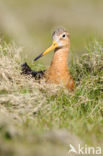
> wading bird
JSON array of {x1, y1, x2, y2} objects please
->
[{"x1": 21, "y1": 28, "x2": 74, "y2": 90}]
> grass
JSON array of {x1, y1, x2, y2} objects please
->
[
  {"x1": 1, "y1": 0, "x2": 103, "y2": 60},
  {"x1": 0, "y1": 40, "x2": 103, "y2": 156}
]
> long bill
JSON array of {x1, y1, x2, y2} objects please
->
[{"x1": 34, "y1": 41, "x2": 58, "y2": 61}]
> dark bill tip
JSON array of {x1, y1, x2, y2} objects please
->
[{"x1": 34, "y1": 52, "x2": 43, "y2": 61}]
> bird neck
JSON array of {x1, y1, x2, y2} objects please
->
[{"x1": 50, "y1": 47, "x2": 69, "y2": 71}]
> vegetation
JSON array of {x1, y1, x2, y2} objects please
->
[{"x1": 0, "y1": 40, "x2": 103, "y2": 156}]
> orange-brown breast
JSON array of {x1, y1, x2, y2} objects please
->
[{"x1": 44, "y1": 47, "x2": 74, "y2": 90}]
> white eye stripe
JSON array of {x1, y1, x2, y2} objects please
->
[{"x1": 53, "y1": 35, "x2": 59, "y2": 42}]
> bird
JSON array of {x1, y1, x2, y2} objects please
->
[{"x1": 21, "y1": 28, "x2": 74, "y2": 91}]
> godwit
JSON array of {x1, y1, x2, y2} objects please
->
[{"x1": 21, "y1": 28, "x2": 74, "y2": 90}]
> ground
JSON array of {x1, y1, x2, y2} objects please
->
[{"x1": 0, "y1": 40, "x2": 103, "y2": 156}]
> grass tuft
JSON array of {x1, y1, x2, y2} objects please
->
[{"x1": 0, "y1": 40, "x2": 103, "y2": 155}]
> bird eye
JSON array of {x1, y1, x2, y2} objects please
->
[{"x1": 62, "y1": 34, "x2": 66, "y2": 38}]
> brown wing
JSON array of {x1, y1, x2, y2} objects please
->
[{"x1": 66, "y1": 75, "x2": 74, "y2": 91}]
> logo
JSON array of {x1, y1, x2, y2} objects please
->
[{"x1": 68, "y1": 144, "x2": 101, "y2": 155}]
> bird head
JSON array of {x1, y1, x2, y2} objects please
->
[{"x1": 34, "y1": 28, "x2": 70, "y2": 61}]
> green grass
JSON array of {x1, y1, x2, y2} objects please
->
[
  {"x1": 1, "y1": 0, "x2": 103, "y2": 63},
  {"x1": 0, "y1": 40, "x2": 103, "y2": 156}
]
